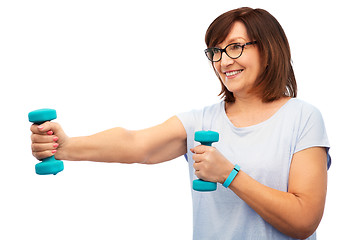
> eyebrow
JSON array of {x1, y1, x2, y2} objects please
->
[
  {"x1": 228, "y1": 37, "x2": 247, "y2": 43},
  {"x1": 217, "y1": 37, "x2": 248, "y2": 48}
]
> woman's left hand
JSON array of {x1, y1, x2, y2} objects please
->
[{"x1": 191, "y1": 145, "x2": 234, "y2": 184}]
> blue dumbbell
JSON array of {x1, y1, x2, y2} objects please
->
[
  {"x1": 193, "y1": 130, "x2": 219, "y2": 192},
  {"x1": 28, "y1": 108, "x2": 64, "y2": 175}
]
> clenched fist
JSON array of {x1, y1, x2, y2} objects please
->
[
  {"x1": 30, "y1": 122, "x2": 69, "y2": 161},
  {"x1": 191, "y1": 145, "x2": 234, "y2": 184}
]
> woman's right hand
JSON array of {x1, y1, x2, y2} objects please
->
[{"x1": 30, "y1": 122, "x2": 69, "y2": 160}]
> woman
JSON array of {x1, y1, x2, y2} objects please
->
[{"x1": 30, "y1": 7, "x2": 331, "y2": 240}]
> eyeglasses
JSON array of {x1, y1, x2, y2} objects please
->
[{"x1": 204, "y1": 41, "x2": 257, "y2": 62}]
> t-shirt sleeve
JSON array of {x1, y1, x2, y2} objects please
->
[
  {"x1": 294, "y1": 105, "x2": 331, "y2": 169},
  {"x1": 176, "y1": 107, "x2": 205, "y2": 135},
  {"x1": 176, "y1": 111, "x2": 195, "y2": 136},
  {"x1": 176, "y1": 109, "x2": 202, "y2": 162}
]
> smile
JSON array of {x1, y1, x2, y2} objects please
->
[{"x1": 225, "y1": 70, "x2": 243, "y2": 77}]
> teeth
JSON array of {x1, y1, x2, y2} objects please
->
[{"x1": 225, "y1": 70, "x2": 243, "y2": 77}]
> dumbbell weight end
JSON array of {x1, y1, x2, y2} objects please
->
[
  {"x1": 35, "y1": 156, "x2": 64, "y2": 175},
  {"x1": 193, "y1": 179, "x2": 217, "y2": 192}
]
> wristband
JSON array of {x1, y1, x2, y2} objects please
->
[{"x1": 223, "y1": 164, "x2": 240, "y2": 188}]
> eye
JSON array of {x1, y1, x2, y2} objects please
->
[
  {"x1": 212, "y1": 48, "x2": 221, "y2": 54},
  {"x1": 229, "y1": 43, "x2": 243, "y2": 51}
]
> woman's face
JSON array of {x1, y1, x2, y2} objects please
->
[{"x1": 213, "y1": 21, "x2": 262, "y2": 99}]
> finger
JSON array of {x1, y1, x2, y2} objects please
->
[
  {"x1": 192, "y1": 153, "x2": 203, "y2": 163},
  {"x1": 31, "y1": 121, "x2": 61, "y2": 134},
  {"x1": 37, "y1": 121, "x2": 55, "y2": 133},
  {"x1": 191, "y1": 145, "x2": 209, "y2": 154},
  {"x1": 193, "y1": 162, "x2": 200, "y2": 170},
  {"x1": 30, "y1": 124, "x2": 48, "y2": 135},
  {"x1": 193, "y1": 161, "x2": 201, "y2": 177},
  {"x1": 31, "y1": 142, "x2": 58, "y2": 153},
  {"x1": 32, "y1": 149, "x2": 56, "y2": 160},
  {"x1": 194, "y1": 169, "x2": 204, "y2": 179},
  {"x1": 31, "y1": 133, "x2": 57, "y2": 143}
]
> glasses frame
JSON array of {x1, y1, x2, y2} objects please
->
[{"x1": 204, "y1": 41, "x2": 257, "y2": 62}]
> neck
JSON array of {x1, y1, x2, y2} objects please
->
[
  {"x1": 224, "y1": 95, "x2": 291, "y2": 128},
  {"x1": 227, "y1": 95, "x2": 266, "y2": 114}
]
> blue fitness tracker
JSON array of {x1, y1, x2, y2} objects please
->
[{"x1": 223, "y1": 164, "x2": 240, "y2": 188}]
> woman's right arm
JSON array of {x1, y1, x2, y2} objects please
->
[{"x1": 30, "y1": 116, "x2": 187, "y2": 164}]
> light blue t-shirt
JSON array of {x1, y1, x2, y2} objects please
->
[{"x1": 177, "y1": 98, "x2": 331, "y2": 240}]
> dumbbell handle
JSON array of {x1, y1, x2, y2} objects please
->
[{"x1": 192, "y1": 131, "x2": 219, "y2": 192}]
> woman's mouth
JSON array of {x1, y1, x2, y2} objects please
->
[{"x1": 225, "y1": 69, "x2": 243, "y2": 78}]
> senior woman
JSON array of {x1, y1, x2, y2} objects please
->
[{"x1": 30, "y1": 7, "x2": 331, "y2": 240}]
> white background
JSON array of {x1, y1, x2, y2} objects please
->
[{"x1": 0, "y1": 0, "x2": 359, "y2": 239}]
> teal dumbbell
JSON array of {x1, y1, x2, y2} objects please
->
[
  {"x1": 193, "y1": 130, "x2": 219, "y2": 192},
  {"x1": 28, "y1": 108, "x2": 64, "y2": 175}
]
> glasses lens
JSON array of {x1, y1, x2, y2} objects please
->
[
  {"x1": 206, "y1": 48, "x2": 221, "y2": 62},
  {"x1": 205, "y1": 50, "x2": 214, "y2": 61},
  {"x1": 226, "y1": 43, "x2": 243, "y2": 59}
]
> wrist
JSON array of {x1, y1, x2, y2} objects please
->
[
  {"x1": 56, "y1": 136, "x2": 73, "y2": 160},
  {"x1": 223, "y1": 164, "x2": 241, "y2": 188},
  {"x1": 220, "y1": 163, "x2": 236, "y2": 184}
]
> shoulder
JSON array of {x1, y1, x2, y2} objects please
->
[
  {"x1": 176, "y1": 101, "x2": 223, "y2": 134},
  {"x1": 286, "y1": 98, "x2": 321, "y2": 113},
  {"x1": 203, "y1": 101, "x2": 223, "y2": 117},
  {"x1": 276, "y1": 98, "x2": 328, "y2": 144},
  {"x1": 176, "y1": 102, "x2": 222, "y2": 123},
  {"x1": 288, "y1": 99, "x2": 330, "y2": 156},
  {"x1": 284, "y1": 98, "x2": 324, "y2": 123}
]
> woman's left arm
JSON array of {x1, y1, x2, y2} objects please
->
[
  {"x1": 192, "y1": 146, "x2": 328, "y2": 239},
  {"x1": 231, "y1": 147, "x2": 327, "y2": 239}
]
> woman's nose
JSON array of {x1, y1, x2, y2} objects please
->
[{"x1": 220, "y1": 52, "x2": 234, "y2": 67}]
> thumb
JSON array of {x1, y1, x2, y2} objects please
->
[
  {"x1": 191, "y1": 145, "x2": 211, "y2": 154},
  {"x1": 37, "y1": 121, "x2": 56, "y2": 133},
  {"x1": 37, "y1": 122, "x2": 67, "y2": 138}
]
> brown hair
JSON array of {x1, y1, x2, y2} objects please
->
[{"x1": 205, "y1": 7, "x2": 297, "y2": 102}]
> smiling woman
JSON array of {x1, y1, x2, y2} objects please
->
[
  {"x1": 205, "y1": 7, "x2": 297, "y2": 103},
  {"x1": 29, "y1": 6, "x2": 330, "y2": 240},
  {"x1": 178, "y1": 7, "x2": 330, "y2": 239}
]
